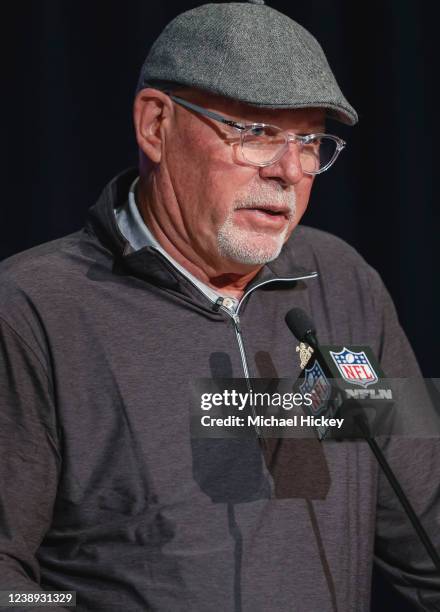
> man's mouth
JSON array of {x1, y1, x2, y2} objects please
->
[
  {"x1": 239, "y1": 204, "x2": 291, "y2": 216},
  {"x1": 234, "y1": 205, "x2": 292, "y2": 230}
]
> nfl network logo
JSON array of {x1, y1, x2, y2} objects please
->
[{"x1": 330, "y1": 348, "x2": 378, "y2": 388}]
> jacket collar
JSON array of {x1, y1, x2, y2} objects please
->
[{"x1": 85, "y1": 168, "x2": 317, "y2": 300}]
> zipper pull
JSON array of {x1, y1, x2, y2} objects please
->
[{"x1": 212, "y1": 296, "x2": 224, "y2": 312}]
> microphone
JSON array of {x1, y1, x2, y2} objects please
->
[
  {"x1": 285, "y1": 308, "x2": 393, "y2": 441},
  {"x1": 285, "y1": 307, "x2": 318, "y2": 349},
  {"x1": 285, "y1": 307, "x2": 440, "y2": 573}
]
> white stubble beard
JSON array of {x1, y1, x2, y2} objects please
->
[{"x1": 216, "y1": 185, "x2": 297, "y2": 265}]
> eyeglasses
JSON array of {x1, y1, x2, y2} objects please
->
[{"x1": 167, "y1": 94, "x2": 346, "y2": 175}]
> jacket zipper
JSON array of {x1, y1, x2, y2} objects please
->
[
  {"x1": 229, "y1": 311, "x2": 264, "y2": 439},
  {"x1": 222, "y1": 273, "x2": 318, "y2": 378},
  {"x1": 149, "y1": 248, "x2": 318, "y2": 468},
  {"x1": 150, "y1": 248, "x2": 318, "y2": 381},
  {"x1": 230, "y1": 313, "x2": 250, "y2": 378},
  {"x1": 222, "y1": 273, "x2": 318, "y2": 444},
  {"x1": 173, "y1": 270, "x2": 318, "y2": 380}
]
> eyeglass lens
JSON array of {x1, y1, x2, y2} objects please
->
[{"x1": 241, "y1": 126, "x2": 338, "y2": 173}]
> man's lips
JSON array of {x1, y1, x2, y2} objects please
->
[
  {"x1": 235, "y1": 204, "x2": 292, "y2": 219},
  {"x1": 234, "y1": 206, "x2": 292, "y2": 230}
]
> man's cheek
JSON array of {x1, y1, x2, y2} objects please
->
[{"x1": 296, "y1": 182, "x2": 313, "y2": 216}]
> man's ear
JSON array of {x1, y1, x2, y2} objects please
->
[{"x1": 133, "y1": 88, "x2": 172, "y2": 164}]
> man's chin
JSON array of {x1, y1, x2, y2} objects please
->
[{"x1": 217, "y1": 235, "x2": 285, "y2": 266}]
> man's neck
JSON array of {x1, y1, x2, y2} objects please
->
[{"x1": 136, "y1": 180, "x2": 261, "y2": 299}]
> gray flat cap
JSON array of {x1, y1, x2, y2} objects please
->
[{"x1": 137, "y1": 1, "x2": 358, "y2": 125}]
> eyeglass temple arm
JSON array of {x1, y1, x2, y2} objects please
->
[
  {"x1": 167, "y1": 94, "x2": 245, "y2": 130},
  {"x1": 167, "y1": 94, "x2": 345, "y2": 149}
]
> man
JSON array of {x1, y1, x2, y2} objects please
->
[{"x1": 0, "y1": 1, "x2": 439, "y2": 611}]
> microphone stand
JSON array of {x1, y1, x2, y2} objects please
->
[
  {"x1": 284, "y1": 308, "x2": 440, "y2": 574},
  {"x1": 354, "y1": 414, "x2": 440, "y2": 574}
]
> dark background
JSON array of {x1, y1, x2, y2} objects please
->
[{"x1": 3, "y1": 1, "x2": 437, "y2": 609}]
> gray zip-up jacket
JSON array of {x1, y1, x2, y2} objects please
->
[{"x1": 0, "y1": 168, "x2": 439, "y2": 611}]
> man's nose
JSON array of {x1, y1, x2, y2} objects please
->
[{"x1": 257, "y1": 141, "x2": 304, "y2": 186}]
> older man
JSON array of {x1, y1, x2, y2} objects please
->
[
  {"x1": 0, "y1": 2, "x2": 438, "y2": 611},
  {"x1": 132, "y1": 87, "x2": 327, "y2": 295}
]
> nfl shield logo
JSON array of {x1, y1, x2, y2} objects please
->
[
  {"x1": 330, "y1": 348, "x2": 378, "y2": 388},
  {"x1": 300, "y1": 361, "x2": 331, "y2": 415}
]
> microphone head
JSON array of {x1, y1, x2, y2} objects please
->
[{"x1": 285, "y1": 308, "x2": 317, "y2": 344}]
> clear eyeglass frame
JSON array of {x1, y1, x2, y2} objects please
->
[{"x1": 167, "y1": 93, "x2": 346, "y2": 175}]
